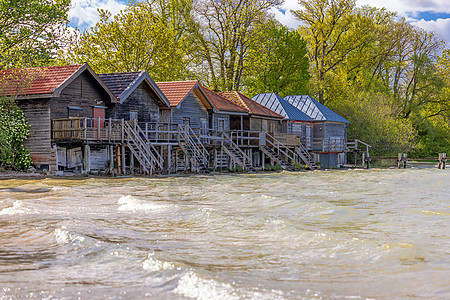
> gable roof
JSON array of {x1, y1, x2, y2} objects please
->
[
  {"x1": 220, "y1": 91, "x2": 284, "y2": 119},
  {"x1": 201, "y1": 87, "x2": 248, "y2": 115},
  {"x1": 98, "y1": 71, "x2": 169, "y2": 107},
  {"x1": 284, "y1": 95, "x2": 350, "y2": 124},
  {"x1": 251, "y1": 93, "x2": 313, "y2": 122},
  {"x1": 0, "y1": 63, "x2": 117, "y2": 102},
  {"x1": 156, "y1": 80, "x2": 215, "y2": 110}
]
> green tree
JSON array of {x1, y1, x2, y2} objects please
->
[
  {"x1": 0, "y1": 96, "x2": 31, "y2": 170},
  {"x1": 243, "y1": 21, "x2": 310, "y2": 97},
  {"x1": 191, "y1": 0, "x2": 282, "y2": 91},
  {"x1": 330, "y1": 90, "x2": 416, "y2": 155},
  {"x1": 61, "y1": 0, "x2": 194, "y2": 81},
  {"x1": 292, "y1": 0, "x2": 387, "y2": 104},
  {"x1": 0, "y1": 0, "x2": 70, "y2": 69}
]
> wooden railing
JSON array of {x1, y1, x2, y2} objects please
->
[
  {"x1": 309, "y1": 137, "x2": 346, "y2": 152},
  {"x1": 52, "y1": 118, "x2": 348, "y2": 155},
  {"x1": 52, "y1": 118, "x2": 123, "y2": 142}
]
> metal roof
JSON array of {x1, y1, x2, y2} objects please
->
[
  {"x1": 284, "y1": 95, "x2": 350, "y2": 124},
  {"x1": 251, "y1": 93, "x2": 313, "y2": 122}
]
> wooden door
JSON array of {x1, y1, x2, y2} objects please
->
[{"x1": 93, "y1": 106, "x2": 105, "y2": 128}]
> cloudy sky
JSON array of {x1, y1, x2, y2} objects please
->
[{"x1": 68, "y1": 0, "x2": 450, "y2": 45}]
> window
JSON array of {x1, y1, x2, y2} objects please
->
[
  {"x1": 217, "y1": 119, "x2": 225, "y2": 132},
  {"x1": 269, "y1": 122, "x2": 276, "y2": 133},
  {"x1": 68, "y1": 106, "x2": 82, "y2": 118},
  {"x1": 129, "y1": 111, "x2": 138, "y2": 121}
]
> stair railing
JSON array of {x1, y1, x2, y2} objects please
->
[
  {"x1": 265, "y1": 132, "x2": 299, "y2": 164},
  {"x1": 130, "y1": 121, "x2": 164, "y2": 169},
  {"x1": 123, "y1": 121, "x2": 160, "y2": 173},
  {"x1": 221, "y1": 132, "x2": 253, "y2": 169},
  {"x1": 178, "y1": 124, "x2": 208, "y2": 170}
]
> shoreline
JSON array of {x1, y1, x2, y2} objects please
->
[{"x1": 0, "y1": 163, "x2": 444, "y2": 181}]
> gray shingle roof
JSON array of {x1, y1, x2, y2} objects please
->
[
  {"x1": 284, "y1": 95, "x2": 349, "y2": 123},
  {"x1": 99, "y1": 71, "x2": 169, "y2": 107},
  {"x1": 251, "y1": 93, "x2": 313, "y2": 122}
]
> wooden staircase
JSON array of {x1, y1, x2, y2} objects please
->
[
  {"x1": 221, "y1": 132, "x2": 255, "y2": 172},
  {"x1": 260, "y1": 145, "x2": 296, "y2": 171},
  {"x1": 295, "y1": 144, "x2": 318, "y2": 170},
  {"x1": 260, "y1": 133, "x2": 298, "y2": 171},
  {"x1": 178, "y1": 125, "x2": 209, "y2": 173},
  {"x1": 123, "y1": 121, "x2": 163, "y2": 174}
]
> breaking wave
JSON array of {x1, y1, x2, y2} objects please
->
[
  {"x1": 117, "y1": 195, "x2": 175, "y2": 212},
  {"x1": 0, "y1": 200, "x2": 29, "y2": 216}
]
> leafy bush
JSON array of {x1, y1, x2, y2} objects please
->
[{"x1": 0, "y1": 97, "x2": 31, "y2": 170}]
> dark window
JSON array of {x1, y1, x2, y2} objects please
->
[{"x1": 68, "y1": 106, "x2": 82, "y2": 118}]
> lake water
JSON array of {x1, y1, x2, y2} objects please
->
[{"x1": 0, "y1": 168, "x2": 449, "y2": 299}]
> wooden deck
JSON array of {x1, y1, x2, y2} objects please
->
[{"x1": 52, "y1": 118, "x2": 349, "y2": 152}]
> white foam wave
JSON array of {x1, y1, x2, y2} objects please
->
[
  {"x1": 0, "y1": 200, "x2": 29, "y2": 216},
  {"x1": 175, "y1": 271, "x2": 239, "y2": 300},
  {"x1": 142, "y1": 253, "x2": 174, "y2": 272},
  {"x1": 118, "y1": 195, "x2": 174, "y2": 212},
  {"x1": 54, "y1": 226, "x2": 85, "y2": 244}
]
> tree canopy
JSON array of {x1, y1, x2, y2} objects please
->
[{"x1": 0, "y1": 0, "x2": 70, "y2": 69}]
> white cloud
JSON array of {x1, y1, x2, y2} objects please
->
[
  {"x1": 412, "y1": 18, "x2": 450, "y2": 45},
  {"x1": 69, "y1": 0, "x2": 127, "y2": 28}
]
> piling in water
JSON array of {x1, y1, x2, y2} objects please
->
[{"x1": 438, "y1": 153, "x2": 447, "y2": 169}]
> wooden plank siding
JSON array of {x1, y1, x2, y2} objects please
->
[
  {"x1": 50, "y1": 71, "x2": 113, "y2": 120},
  {"x1": 249, "y1": 117, "x2": 281, "y2": 133},
  {"x1": 211, "y1": 113, "x2": 230, "y2": 131},
  {"x1": 108, "y1": 84, "x2": 161, "y2": 123},
  {"x1": 19, "y1": 98, "x2": 56, "y2": 171},
  {"x1": 172, "y1": 92, "x2": 209, "y2": 129}
]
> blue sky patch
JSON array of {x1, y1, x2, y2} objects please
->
[{"x1": 413, "y1": 11, "x2": 450, "y2": 21}]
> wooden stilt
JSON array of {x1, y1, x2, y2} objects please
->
[
  {"x1": 130, "y1": 151, "x2": 134, "y2": 175},
  {"x1": 84, "y1": 144, "x2": 90, "y2": 174},
  {"x1": 168, "y1": 145, "x2": 172, "y2": 174},
  {"x1": 214, "y1": 148, "x2": 217, "y2": 173},
  {"x1": 109, "y1": 145, "x2": 114, "y2": 176},
  {"x1": 121, "y1": 144, "x2": 126, "y2": 174}
]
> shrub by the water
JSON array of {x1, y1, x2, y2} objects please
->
[{"x1": 0, "y1": 96, "x2": 31, "y2": 170}]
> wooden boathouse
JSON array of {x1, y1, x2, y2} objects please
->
[
  {"x1": 0, "y1": 64, "x2": 118, "y2": 173},
  {"x1": 284, "y1": 95, "x2": 350, "y2": 167}
]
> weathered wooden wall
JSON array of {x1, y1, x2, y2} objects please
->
[
  {"x1": 160, "y1": 109, "x2": 172, "y2": 123},
  {"x1": 89, "y1": 145, "x2": 110, "y2": 170},
  {"x1": 172, "y1": 92, "x2": 208, "y2": 128},
  {"x1": 110, "y1": 84, "x2": 160, "y2": 123},
  {"x1": 51, "y1": 71, "x2": 113, "y2": 119},
  {"x1": 323, "y1": 122, "x2": 346, "y2": 140},
  {"x1": 211, "y1": 113, "x2": 230, "y2": 131},
  {"x1": 251, "y1": 118, "x2": 281, "y2": 133},
  {"x1": 18, "y1": 98, "x2": 56, "y2": 171}
]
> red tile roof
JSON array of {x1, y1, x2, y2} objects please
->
[
  {"x1": 201, "y1": 86, "x2": 248, "y2": 113},
  {"x1": 0, "y1": 65, "x2": 82, "y2": 97},
  {"x1": 220, "y1": 91, "x2": 284, "y2": 119},
  {"x1": 156, "y1": 80, "x2": 199, "y2": 107}
]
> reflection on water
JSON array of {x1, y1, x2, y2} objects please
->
[{"x1": 0, "y1": 168, "x2": 449, "y2": 299}]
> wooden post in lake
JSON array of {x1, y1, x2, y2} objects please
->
[
  {"x1": 398, "y1": 153, "x2": 407, "y2": 169},
  {"x1": 438, "y1": 153, "x2": 447, "y2": 169}
]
